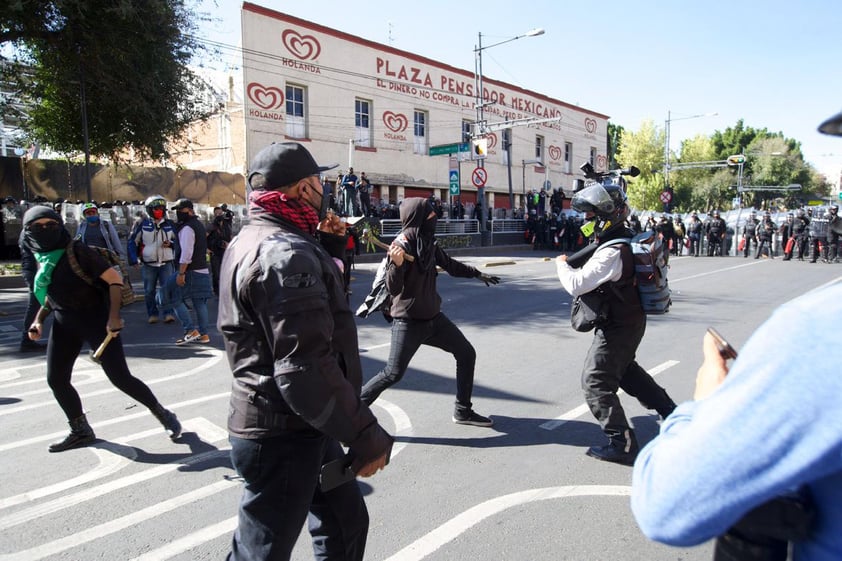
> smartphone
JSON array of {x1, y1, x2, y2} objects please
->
[
  {"x1": 707, "y1": 327, "x2": 738, "y2": 360},
  {"x1": 319, "y1": 457, "x2": 356, "y2": 492}
]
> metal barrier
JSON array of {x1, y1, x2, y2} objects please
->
[
  {"x1": 379, "y1": 219, "x2": 480, "y2": 237},
  {"x1": 490, "y1": 219, "x2": 527, "y2": 233}
]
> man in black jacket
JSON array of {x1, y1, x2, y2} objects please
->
[
  {"x1": 359, "y1": 197, "x2": 500, "y2": 426},
  {"x1": 218, "y1": 142, "x2": 392, "y2": 561}
]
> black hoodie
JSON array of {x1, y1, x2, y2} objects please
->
[{"x1": 386, "y1": 198, "x2": 479, "y2": 320}]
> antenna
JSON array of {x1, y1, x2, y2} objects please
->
[{"x1": 388, "y1": 21, "x2": 394, "y2": 45}]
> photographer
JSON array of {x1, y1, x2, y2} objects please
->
[
  {"x1": 207, "y1": 205, "x2": 233, "y2": 296},
  {"x1": 631, "y1": 287, "x2": 842, "y2": 558}
]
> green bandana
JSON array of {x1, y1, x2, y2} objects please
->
[{"x1": 33, "y1": 248, "x2": 66, "y2": 306}]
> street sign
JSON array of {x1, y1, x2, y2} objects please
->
[
  {"x1": 429, "y1": 142, "x2": 470, "y2": 156},
  {"x1": 543, "y1": 179, "x2": 552, "y2": 190},
  {"x1": 471, "y1": 167, "x2": 488, "y2": 187},
  {"x1": 449, "y1": 170, "x2": 460, "y2": 195},
  {"x1": 659, "y1": 190, "x2": 673, "y2": 204}
]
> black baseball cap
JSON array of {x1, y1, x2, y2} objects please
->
[
  {"x1": 248, "y1": 142, "x2": 338, "y2": 190},
  {"x1": 170, "y1": 198, "x2": 194, "y2": 211}
]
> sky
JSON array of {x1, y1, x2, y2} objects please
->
[{"x1": 195, "y1": 0, "x2": 842, "y2": 187}]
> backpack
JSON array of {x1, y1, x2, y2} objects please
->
[
  {"x1": 603, "y1": 231, "x2": 671, "y2": 314},
  {"x1": 66, "y1": 242, "x2": 137, "y2": 307}
]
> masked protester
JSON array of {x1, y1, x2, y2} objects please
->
[
  {"x1": 74, "y1": 202, "x2": 125, "y2": 259},
  {"x1": 359, "y1": 197, "x2": 500, "y2": 426},
  {"x1": 555, "y1": 183, "x2": 676, "y2": 466},
  {"x1": 127, "y1": 195, "x2": 178, "y2": 324},
  {"x1": 22, "y1": 206, "x2": 181, "y2": 453},
  {"x1": 218, "y1": 142, "x2": 393, "y2": 561}
]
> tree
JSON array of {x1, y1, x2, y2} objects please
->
[
  {"x1": 607, "y1": 122, "x2": 624, "y2": 170},
  {"x1": 616, "y1": 119, "x2": 663, "y2": 211},
  {"x1": 1, "y1": 0, "x2": 215, "y2": 162}
]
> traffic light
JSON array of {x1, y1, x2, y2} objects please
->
[
  {"x1": 472, "y1": 138, "x2": 488, "y2": 158},
  {"x1": 727, "y1": 155, "x2": 746, "y2": 165}
]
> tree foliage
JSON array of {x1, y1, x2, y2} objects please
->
[
  {"x1": 614, "y1": 117, "x2": 825, "y2": 212},
  {"x1": 1, "y1": 0, "x2": 215, "y2": 161}
]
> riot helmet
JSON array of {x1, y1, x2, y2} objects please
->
[{"x1": 571, "y1": 182, "x2": 629, "y2": 237}]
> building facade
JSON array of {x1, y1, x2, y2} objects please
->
[{"x1": 242, "y1": 3, "x2": 609, "y2": 212}]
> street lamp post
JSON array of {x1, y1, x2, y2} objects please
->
[
  {"x1": 522, "y1": 158, "x2": 543, "y2": 196},
  {"x1": 664, "y1": 110, "x2": 717, "y2": 190},
  {"x1": 474, "y1": 28, "x2": 544, "y2": 234}
]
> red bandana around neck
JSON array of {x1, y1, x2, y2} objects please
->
[{"x1": 249, "y1": 190, "x2": 319, "y2": 234}]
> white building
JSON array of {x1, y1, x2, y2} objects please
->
[{"x1": 242, "y1": 3, "x2": 609, "y2": 212}]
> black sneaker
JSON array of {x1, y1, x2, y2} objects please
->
[
  {"x1": 586, "y1": 443, "x2": 638, "y2": 466},
  {"x1": 452, "y1": 410, "x2": 494, "y2": 427}
]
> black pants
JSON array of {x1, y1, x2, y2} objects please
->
[
  {"x1": 360, "y1": 313, "x2": 476, "y2": 413},
  {"x1": 47, "y1": 308, "x2": 158, "y2": 420},
  {"x1": 20, "y1": 270, "x2": 39, "y2": 344},
  {"x1": 581, "y1": 316, "x2": 675, "y2": 445},
  {"x1": 828, "y1": 232, "x2": 840, "y2": 261}
]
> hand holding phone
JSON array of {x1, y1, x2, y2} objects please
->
[{"x1": 707, "y1": 327, "x2": 738, "y2": 360}]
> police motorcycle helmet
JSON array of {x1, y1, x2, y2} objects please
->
[
  {"x1": 571, "y1": 182, "x2": 629, "y2": 238},
  {"x1": 144, "y1": 194, "x2": 168, "y2": 215}
]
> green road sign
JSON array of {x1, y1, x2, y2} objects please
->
[
  {"x1": 429, "y1": 142, "x2": 470, "y2": 156},
  {"x1": 449, "y1": 170, "x2": 460, "y2": 195}
]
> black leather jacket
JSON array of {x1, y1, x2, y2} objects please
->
[{"x1": 217, "y1": 213, "x2": 392, "y2": 468}]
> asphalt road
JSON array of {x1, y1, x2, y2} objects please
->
[{"x1": 1, "y1": 250, "x2": 839, "y2": 561}]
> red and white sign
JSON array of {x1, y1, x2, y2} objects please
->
[
  {"x1": 471, "y1": 167, "x2": 488, "y2": 187},
  {"x1": 660, "y1": 190, "x2": 673, "y2": 204}
]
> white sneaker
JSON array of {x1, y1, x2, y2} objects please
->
[{"x1": 176, "y1": 330, "x2": 200, "y2": 345}]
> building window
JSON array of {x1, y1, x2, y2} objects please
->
[
  {"x1": 564, "y1": 142, "x2": 572, "y2": 174},
  {"x1": 535, "y1": 135, "x2": 545, "y2": 162},
  {"x1": 502, "y1": 129, "x2": 511, "y2": 166},
  {"x1": 355, "y1": 98, "x2": 372, "y2": 147},
  {"x1": 285, "y1": 84, "x2": 306, "y2": 139},
  {"x1": 414, "y1": 110, "x2": 427, "y2": 155},
  {"x1": 590, "y1": 146, "x2": 597, "y2": 168}
]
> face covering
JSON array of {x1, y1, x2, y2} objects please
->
[
  {"x1": 85, "y1": 215, "x2": 99, "y2": 224},
  {"x1": 420, "y1": 215, "x2": 437, "y2": 238},
  {"x1": 177, "y1": 211, "x2": 190, "y2": 223},
  {"x1": 152, "y1": 209, "x2": 164, "y2": 220},
  {"x1": 25, "y1": 222, "x2": 67, "y2": 253}
]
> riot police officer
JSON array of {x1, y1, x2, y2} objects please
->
[
  {"x1": 742, "y1": 211, "x2": 759, "y2": 258},
  {"x1": 755, "y1": 211, "x2": 777, "y2": 259},
  {"x1": 707, "y1": 210, "x2": 726, "y2": 256}
]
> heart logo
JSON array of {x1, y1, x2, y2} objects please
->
[
  {"x1": 486, "y1": 133, "x2": 498, "y2": 149},
  {"x1": 548, "y1": 145, "x2": 562, "y2": 161},
  {"x1": 596, "y1": 155, "x2": 607, "y2": 169},
  {"x1": 282, "y1": 29, "x2": 322, "y2": 60},
  {"x1": 584, "y1": 118, "x2": 597, "y2": 134},
  {"x1": 247, "y1": 82, "x2": 285, "y2": 110},
  {"x1": 382, "y1": 111, "x2": 408, "y2": 133}
]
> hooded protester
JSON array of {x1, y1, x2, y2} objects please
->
[
  {"x1": 22, "y1": 206, "x2": 181, "y2": 453},
  {"x1": 359, "y1": 197, "x2": 500, "y2": 426}
]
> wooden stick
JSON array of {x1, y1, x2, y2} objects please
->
[{"x1": 362, "y1": 229, "x2": 415, "y2": 262}]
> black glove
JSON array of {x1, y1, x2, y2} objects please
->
[{"x1": 478, "y1": 273, "x2": 500, "y2": 286}]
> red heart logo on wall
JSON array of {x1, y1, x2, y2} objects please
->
[
  {"x1": 382, "y1": 111, "x2": 408, "y2": 133},
  {"x1": 548, "y1": 145, "x2": 562, "y2": 161},
  {"x1": 282, "y1": 29, "x2": 322, "y2": 60},
  {"x1": 247, "y1": 82, "x2": 285, "y2": 110},
  {"x1": 486, "y1": 133, "x2": 498, "y2": 149},
  {"x1": 596, "y1": 155, "x2": 607, "y2": 169},
  {"x1": 584, "y1": 118, "x2": 597, "y2": 134}
]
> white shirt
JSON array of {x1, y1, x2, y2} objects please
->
[{"x1": 555, "y1": 245, "x2": 623, "y2": 296}]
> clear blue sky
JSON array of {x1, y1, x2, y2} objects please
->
[{"x1": 197, "y1": 0, "x2": 842, "y2": 185}]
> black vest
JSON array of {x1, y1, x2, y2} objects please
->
[{"x1": 176, "y1": 216, "x2": 208, "y2": 271}]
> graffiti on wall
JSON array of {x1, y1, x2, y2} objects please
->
[{"x1": 0, "y1": 157, "x2": 245, "y2": 205}]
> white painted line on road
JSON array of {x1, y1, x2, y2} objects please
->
[
  {"x1": 0, "y1": 479, "x2": 237, "y2": 561},
  {"x1": 0, "y1": 392, "x2": 229, "y2": 452},
  {"x1": 118, "y1": 400, "x2": 413, "y2": 561},
  {"x1": 0, "y1": 346, "x2": 225, "y2": 416},
  {"x1": 383, "y1": 485, "x2": 631, "y2": 561},
  {"x1": 362, "y1": 342, "x2": 392, "y2": 351},
  {"x1": 128, "y1": 517, "x2": 239, "y2": 561},
  {"x1": 539, "y1": 360, "x2": 680, "y2": 431}
]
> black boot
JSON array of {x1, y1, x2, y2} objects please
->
[
  {"x1": 586, "y1": 430, "x2": 639, "y2": 466},
  {"x1": 49, "y1": 414, "x2": 96, "y2": 453},
  {"x1": 151, "y1": 404, "x2": 182, "y2": 441}
]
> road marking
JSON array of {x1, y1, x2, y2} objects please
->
[
  {"x1": 128, "y1": 517, "x2": 239, "y2": 561},
  {"x1": 118, "y1": 399, "x2": 413, "y2": 561},
  {"x1": 0, "y1": 479, "x2": 237, "y2": 561},
  {"x1": 0, "y1": 346, "x2": 225, "y2": 416},
  {"x1": 539, "y1": 360, "x2": 679, "y2": 431},
  {"x1": 383, "y1": 485, "x2": 631, "y2": 561},
  {"x1": 0, "y1": 392, "x2": 229, "y2": 452}
]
